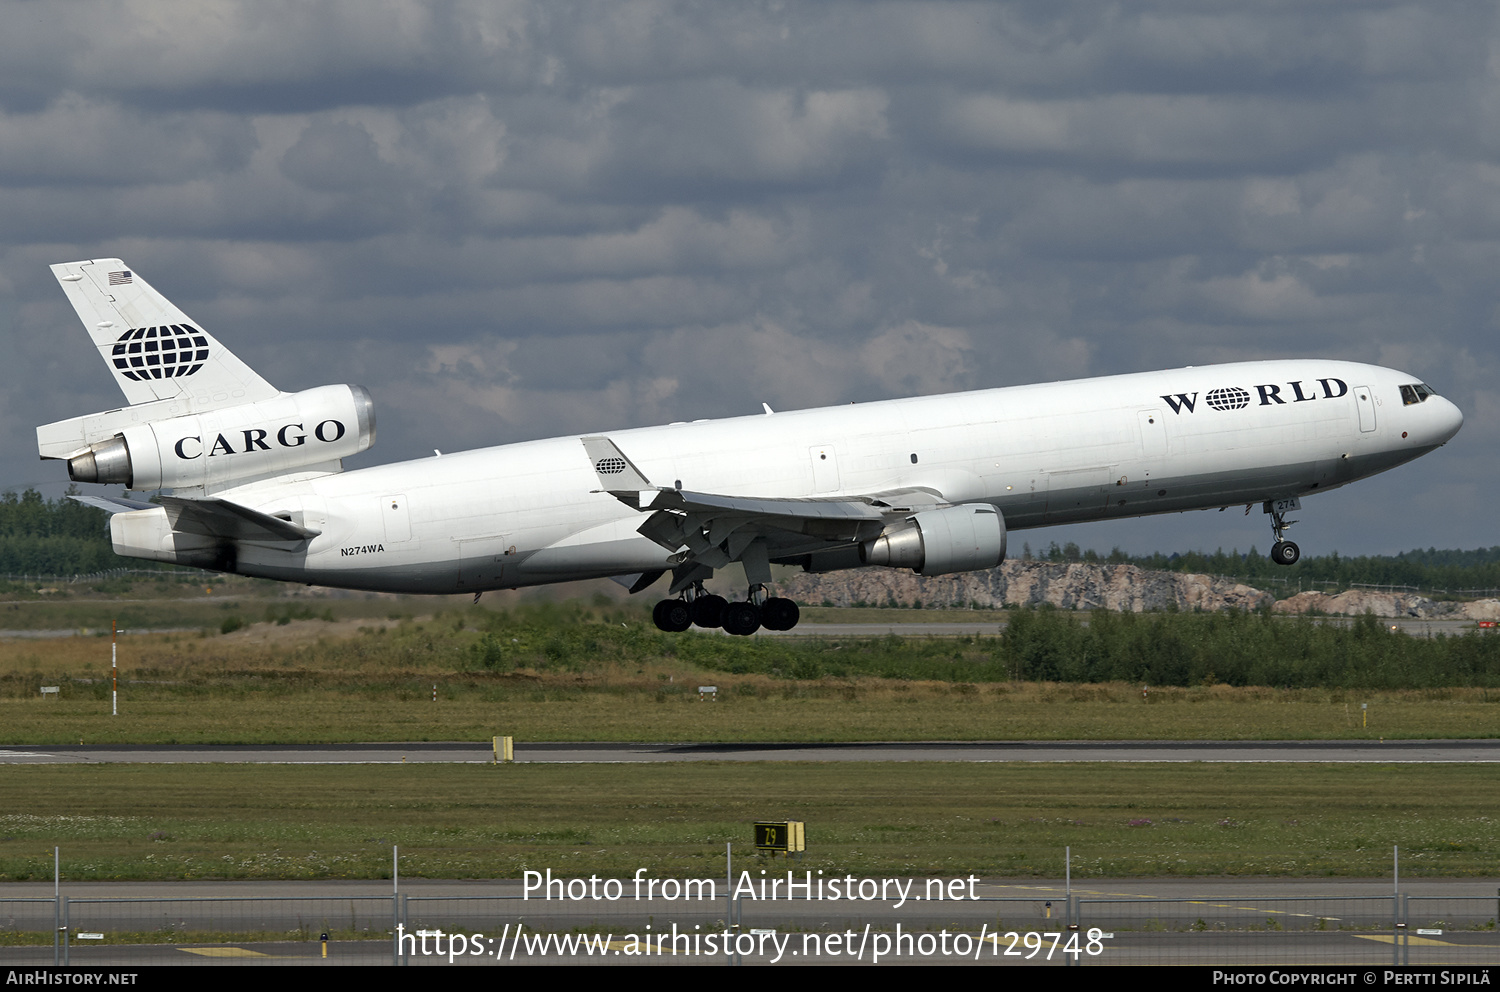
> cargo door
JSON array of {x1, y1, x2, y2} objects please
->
[
  {"x1": 809, "y1": 444, "x2": 841, "y2": 493},
  {"x1": 381, "y1": 494, "x2": 411, "y2": 543},
  {"x1": 1355, "y1": 386, "x2": 1377, "y2": 433}
]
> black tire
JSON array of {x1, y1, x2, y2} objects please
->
[
  {"x1": 722, "y1": 601, "x2": 761, "y2": 636},
  {"x1": 654, "y1": 599, "x2": 692, "y2": 632},
  {"x1": 1272, "y1": 541, "x2": 1301, "y2": 566},
  {"x1": 761, "y1": 597, "x2": 800, "y2": 631},
  {"x1": 692, "y1": 594, "x2": 727, "y2": 629}
]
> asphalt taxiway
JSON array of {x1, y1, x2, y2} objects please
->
[{"x1": 2, "y1": 739, "x2": 1497, "y2": 763}]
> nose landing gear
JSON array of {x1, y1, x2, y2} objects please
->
[{"x1": 1264, "y1": 497, "x2": 1301, "y2": 566}]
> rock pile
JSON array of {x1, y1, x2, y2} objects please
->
[
  {"x1": 781, "y1": 561, "x2": 1272, "y2": 613},
  {"x1": 781, "y1": 562, "x2": 1500, "y2": 619}
]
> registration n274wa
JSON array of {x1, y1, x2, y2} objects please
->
[{"x1": 37, "y1": 258, "x2": 1463, "y2": 634}]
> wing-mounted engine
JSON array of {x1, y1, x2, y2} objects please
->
[
  {"x1": 861, "y1": 503, "x2": 1007, "y2": 575},
  {"x1": 39, "y1": 384, "x2": 376, "y2": 493}
]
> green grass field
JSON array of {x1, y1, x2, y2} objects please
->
[
  {"x1": 3, "y1": 600, "x2": 1497, "y2": 742},
  {"x1": 3, "y1": 594, "x2": 1496, "y2": 884},
  {"x1": 1, "y1": 763, "x2": 1495, "y2": 881},
  {"x1": 4, "y1": 683, "x2": 1496, "y2": 744}
]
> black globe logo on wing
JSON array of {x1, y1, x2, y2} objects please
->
[
  {"x1": 1205, "y1": 386, "x2": 1250, "y2": 411},
  {"x1": 112, "y1": 325, "x2": 210, "y2": 381}
]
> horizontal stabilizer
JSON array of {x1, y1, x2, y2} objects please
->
[
  {"x1": 158, "y1": 496, "x2": 320, "y2": 543},
  {"x1": 68, "y1": 494, "x2": 158, "y2": 514}
]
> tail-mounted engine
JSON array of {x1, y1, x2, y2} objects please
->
[{"x1": 41, "y1": 384, "x2": 375, "y2": 492}]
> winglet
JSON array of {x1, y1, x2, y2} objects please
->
[{"x1": 580, "y1": 436, "x2": 662, "y2": 509}]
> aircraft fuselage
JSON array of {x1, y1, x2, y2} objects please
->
[{"x1": 203, "y1": 358, "x2": 1460, "y2": 593}]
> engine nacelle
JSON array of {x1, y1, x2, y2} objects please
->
[
  {"x1": 64, "y1": 384, "x2": 375, "y2": 491},
  {"x1": 861, "y1": 503, "x2": 1007, "y2": 576},
  {"x1": 109, "y1": 505, "x2": 227, "y2": 568}
]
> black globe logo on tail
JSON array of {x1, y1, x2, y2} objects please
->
[{"x1": 112, "y1": 325, "x2": 210, "y2": 381}]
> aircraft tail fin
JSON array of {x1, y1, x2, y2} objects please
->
[{"x1": 51, "y1": 259, "x2": 279, "y2": 408}]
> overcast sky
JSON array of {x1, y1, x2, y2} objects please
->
[{"x1": 1, "y1": 1, "x2": 1495, "y2": 560}]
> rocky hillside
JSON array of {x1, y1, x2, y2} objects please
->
[
  {"x1": 781, "y1": 562, "x2": 1500, "y2": 620},
  {"x1": 782, "y1": 561, "x2": 1271, "y2": 613},
  {"x1": 1270, "y1": 589, "x2": 1500, "y2": 620}
]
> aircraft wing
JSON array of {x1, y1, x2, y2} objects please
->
[{"x1": 581, "y1": 435, "x2": 944, "y2": 575}]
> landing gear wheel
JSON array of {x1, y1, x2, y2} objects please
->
[
  {"x1": 760, "y1": 597, "x2": 800, "y2": 631},
  {"x1": 652, "y1": 599, "x2": 692, "y2": 632},
  {"x1": 1271, "y1": 541, "x2": 1301, "y2": 566},
  {"x1": 722, "y1": 601, "x2": 762, "y2": 636},
  {"x1": 691, "y1": 594, "x2": 727, "y2": 629}
]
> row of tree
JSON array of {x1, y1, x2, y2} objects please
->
[
  {"x1": 455, "y1": 602, "x2": 1500, "y2": 689},
  {"x1": 1001, "y1": 607, "x2": 1500, "y2": 688},
  {"x1": 1020, "y1": 540, "x2": 1500, "y2": 594},
  {"x1": 0, "y1": 488, "x2": 124, "y2": 574}
]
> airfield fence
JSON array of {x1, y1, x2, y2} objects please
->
[
  {"x1": 1073, "y1": 894, "x2": 1499, "y2": 967},
  {"x1": 1, "y1": 568, "x2": 215, "y2": 585},
  {"x1": 3, "y1": 887, "x2": 1496, "y2": 966}
]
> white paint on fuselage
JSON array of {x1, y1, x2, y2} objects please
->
[{"x1": 223, "y1": 359, "x2": 1462, "y2": 593}]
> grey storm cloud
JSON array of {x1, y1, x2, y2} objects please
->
[
  {"x1": 0, "y1": 97, "x2": 256, "y2": 186},
  {"x1": 281, "y1": 120, "x2": 400, "y2": 193},
  {"x1": 1, "y1": 0, "x2": 1497, "y2": 558}
]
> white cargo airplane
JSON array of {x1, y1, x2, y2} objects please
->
[{"x1": 37, "y1": 258, "x2": 1463, "y2": 634}]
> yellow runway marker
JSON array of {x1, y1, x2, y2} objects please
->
[
  {"x1": 1355, "y1": 934, "x2": 1461, "y2": 947},
  {"x1": 1185, "y1": 900, "x2": 1340, "y2": 920},
  {"x1": 604, "y1": 940, "x2": 678, "y2": 953},
  {"x1": 179, "y1": 947, "x2": 272, "y2": 957},
  {"x1": 987, "y1": 884, "x2": 1339, "y2": 920}
]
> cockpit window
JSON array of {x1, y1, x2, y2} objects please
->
[{"x1": 1400, "y1": 383, "x2": 1437, "y2": 405}]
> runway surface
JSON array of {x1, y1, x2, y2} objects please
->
[{"x1": 2, "y1": 739, "x2": 1497, "y2": 763}]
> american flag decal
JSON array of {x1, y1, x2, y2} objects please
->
[{"x1": 108, "y1": 271, "x2": 132, "y2": 285}]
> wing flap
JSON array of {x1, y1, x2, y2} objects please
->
[{"x1": 657, "y1": 489, "x2": 888, "y2": 521}]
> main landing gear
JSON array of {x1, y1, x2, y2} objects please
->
[
  {"x1": 652, "y1": 583, "x2": 800, "y2": 635},
  {"x1": 1264, "y1": 498, "x2": 1301, "y2": 566}
]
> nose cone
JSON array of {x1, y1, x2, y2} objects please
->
[{"x1": 1433, "y1": 396, "x2": 1464, "y2": 444}]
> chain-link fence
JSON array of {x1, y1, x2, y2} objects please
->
[{"x1": 3, "y1": 886, "x2": 1495, "y2": 966}]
